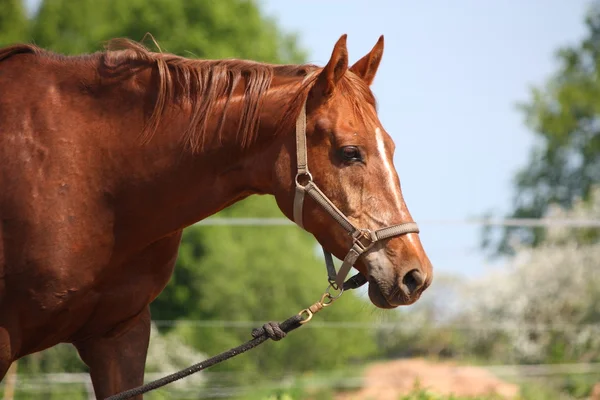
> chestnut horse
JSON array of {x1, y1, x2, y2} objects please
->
[{"x1": 0, "y1": 35, "x2": 433, "y2": 398}]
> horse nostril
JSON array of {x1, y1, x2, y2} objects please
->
[{"x1": 401, "y1": 269, "x2": 425, "y2": 295}]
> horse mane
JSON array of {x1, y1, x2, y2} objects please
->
[
  {"x1": 0, "y1": 39, "x2": 378, "y2": 153},
  {"x1": 0, "y1": 43, "x2": 42, "y2": 62},
  {"x1": 100, "y1": 38, "x2": 324, "y2": 153}
]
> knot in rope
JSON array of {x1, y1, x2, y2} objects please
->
[{"x1": 252, "y1": 321, "x2": 287, "y2": 341}]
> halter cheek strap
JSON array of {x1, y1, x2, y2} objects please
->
[{"x1": 292, "y1": 95, "x2": 419, "y2": 290}]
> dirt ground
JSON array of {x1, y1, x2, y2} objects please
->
[
  {"x1": 591, "y1": 382, "x2": 600, "y2": 400},
  {"x1": 336, "y1": 358, "x2": 519, "y2": 400}
]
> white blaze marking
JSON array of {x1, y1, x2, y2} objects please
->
[{"x1": 375, "y1": 127, "x2": 403, "y2": 209}]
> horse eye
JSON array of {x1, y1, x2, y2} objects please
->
[{"x1": 341, "y1": 146, "x2": 361, "y2": 161}]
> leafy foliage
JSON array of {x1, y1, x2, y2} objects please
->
[
  {"x1": 29, "y1": 0, "x2": 306, "y2": 63},
  {"x1": 489, "y1": 2, "x2": 600, "y2": 254},
  {"x1": 0, "y1": 0, "x2": 28, "y2": 46},
  {"x1": 468, "y1": 188, "x2": 600, "y2": 364}
]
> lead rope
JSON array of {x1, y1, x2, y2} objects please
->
[{"x1": 105, "y1": 285, "x2": 345, "y2": 400}]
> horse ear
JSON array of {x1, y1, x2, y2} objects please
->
[
  {"x1": 318, "y1": 34, "x2": 349, "y2": 97},
  {"x1": 349, "y1": 35, "x2": 384, "y2": 86}
]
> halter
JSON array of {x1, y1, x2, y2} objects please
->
[{"x1": 292, "y1": 93, "x2": 420, "y2": 291}]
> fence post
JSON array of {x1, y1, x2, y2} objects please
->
[
  {"x1": 3, "y1": 361, "x2": 18, "y2": 400},
  {"x1": 85, "y1": 375, "x2": 96, "y2": 400}
]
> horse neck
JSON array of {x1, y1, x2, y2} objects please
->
[{"x1": 110, "y1": 73, "x2": 297, "y2": 250}]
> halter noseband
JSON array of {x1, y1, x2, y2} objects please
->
[{"x1": 292, "y1": 90, "x2": 420, "y2": 291}]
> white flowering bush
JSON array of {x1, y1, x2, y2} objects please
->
[
  {"x1": 145, "y1": 322, "x2": 207, "y2": 390},
  {"x1": 461, "y1": 187, "x2": 600, "y2": 363}
]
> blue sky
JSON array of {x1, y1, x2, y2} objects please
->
[
  {"x1": 260, "y1": 0, "x2": 591, "y2": 278},
  {"x1": 24, "y1": 0, "x2": 592, "y2": 279}
]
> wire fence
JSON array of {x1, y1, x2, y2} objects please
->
[
  {"x1": 195, "y1": 217, "x2": 600, "y2": 228},
  {"x1": 5, "y1": 362, "x2": 600, "y2": 399},
  {"x1": 3, "y1": 216, "x2": 598, "y2": 399},
  {"x1": 149, "y1": 319, "x2": 600, "y2": 332}
]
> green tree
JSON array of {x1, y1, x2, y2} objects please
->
[
  {"x1": 470, "y1": 188, "x2": 600, "y2": 365},
  {"x1": 489, "y1": 2, "x2": 600, "y2": 254},
  {"x1": 30, "y1": 0, "x2": 306, "y2": 63},
  {"x1": 0, "y1": 0, "x2": 28, "y2": 46}
]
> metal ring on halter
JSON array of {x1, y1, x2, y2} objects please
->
[
  {"x1": 320, "y1": 287, "x2": 343, "y2": 307},
  {"x1": 325, "y1": 284, "x2": 344, "y2": 300},
  {"x1": 295, "y1": 171, "x2": 313, "y2": 187}
]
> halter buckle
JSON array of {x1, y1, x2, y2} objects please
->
[{"x1": 352, "y1": 229, "x2": 376, "y2": 251}]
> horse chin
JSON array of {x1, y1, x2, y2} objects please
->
[
  {"x1": 367, "y1": 278, "x2": 397, "y2": 309},
  {"x1": 367, "y1": 276, "x2": 419, "y2": 309}
]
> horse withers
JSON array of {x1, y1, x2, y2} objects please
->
[{"x1": 0, "y1": 34, "x2": 433, "y2": 398}]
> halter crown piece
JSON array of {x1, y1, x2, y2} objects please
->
[{"x1": 292, "y1": 76, "x2": 420, "y2": 290}]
